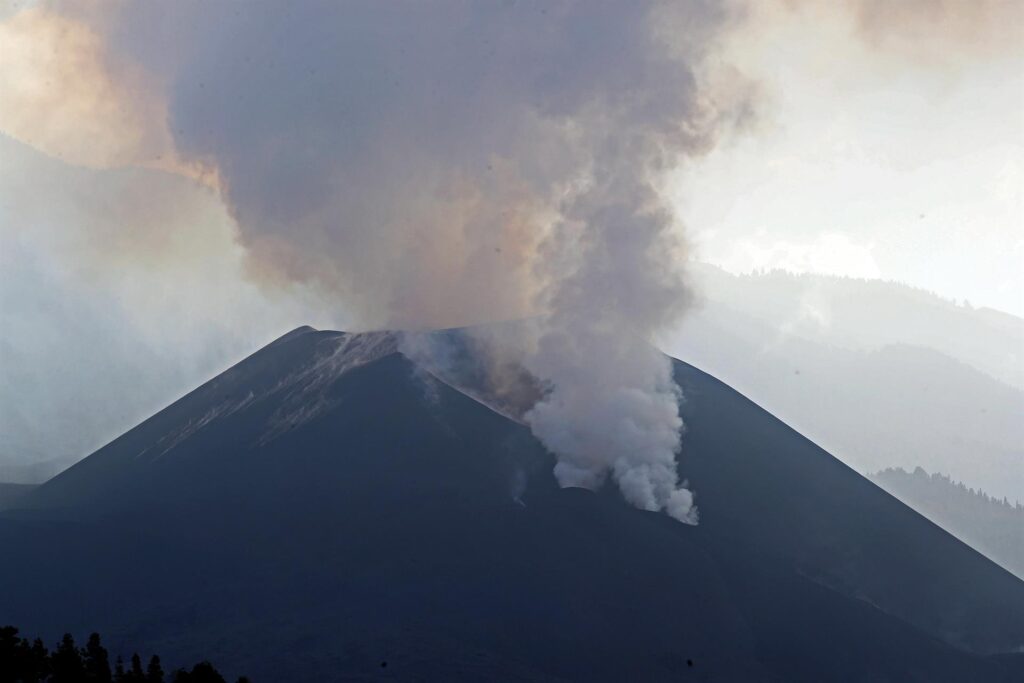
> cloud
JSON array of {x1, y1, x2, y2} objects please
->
[
  {"x1": 0, "y1": 7, "x2": 156, "y2": 167},
  {"x1": 60, "y1": 1, "x2": 750, "y2": 332},
  {"x1": 843, "y1": 0, "x2": 1024, "y2": 60},
  {"x1": 716, "y1": 233, "x2": 882, "y2": 280},
  {"x1": 0, "y1": 133, "x2": 333, "y2": 477}
]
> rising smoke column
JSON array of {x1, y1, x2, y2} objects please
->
[
  {"x1": 54, "y1": 0, "x2": 750, "y2": 521},
  {"x1": 527, "y1": 169, "x2": 699, "y2": 522}
]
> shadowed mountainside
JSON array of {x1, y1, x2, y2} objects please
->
[
  {"x1": 871, "y1": 467, "x2": 1024, "y2": 580},
  {"x1": 0, "y1": 482, "x2": 35, "y2": 510},
  {"x1": 1, "y1": 326, "x2": 1021, "y2": 681}
]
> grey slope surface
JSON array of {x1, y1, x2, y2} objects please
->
[{"x1": 2, "y1": 326, "x2": 1022, "y2": 682}]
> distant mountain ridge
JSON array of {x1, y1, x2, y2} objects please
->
[
  {"x1": 2, "y1": 325, "x2": 1022, "y2": 681},
  {"x1": 685, "y1": 264, "x2": 1024, "y2": 389},
  {"x1": 663, "y1": 264, "x2": 1024, "y2": 504}
]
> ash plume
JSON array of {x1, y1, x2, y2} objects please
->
[{"x1": 13, "y1": 1, "x2": 754, "y2": 520}]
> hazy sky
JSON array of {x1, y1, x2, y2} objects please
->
[
  {"x1": 2, "y1": 0, "x2": 1020, "y2": 316},
  {"x1": 0, "y1": 0, "x2": 1022, "y2": 472},
  {"x1": 671, "y1": 0, "x2": 1024, "y2": 316}
]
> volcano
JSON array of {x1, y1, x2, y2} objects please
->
[{"x1": 2, "y1": 326, "x2": 1022, "y2": 681}]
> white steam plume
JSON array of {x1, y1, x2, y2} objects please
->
[
  {"x1": 29, "y1": 0, "x2": 753, "y2": 520},
  {"x1": 527, "y1": 171, "x2": 699, "y2": 522}
]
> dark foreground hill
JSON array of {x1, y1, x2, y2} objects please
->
[
  {"x1": 1, "y1": 327, "x2": 1022, "y2": 681},
  {"x1": 0, "y1": 482, "x2": 34, "y2": 510}
]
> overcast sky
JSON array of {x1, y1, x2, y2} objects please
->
[{"x1": 670, "y1": 1, "x2": 1023, "y2": 316}]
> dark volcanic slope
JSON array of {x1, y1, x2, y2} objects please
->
[
  {"x1": 2, "y1": 327, "x2": 1021, "y2": 682},
  {"x1": 0, "y1": 482, "x2": 35, "y2": 510}
]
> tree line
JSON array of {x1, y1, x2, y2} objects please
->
[
  {"x1": 0, "y1": 627, "x2": 249, "y2": 683},
  {"x1": 871, "y1": 466, "x2": 1024, "y2": 579}
]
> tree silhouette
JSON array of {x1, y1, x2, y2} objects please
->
[
  {"x1": 51, "y1": 633, "x2": 84, "y2": 683},
  {"x1": 83, "y1": 632, "x2": 113, "y2": 682},
  {"x1": 148, "y1": 654, "x2": 166, "y2": 683},
  {"x1": 171, "y1": 661, "x2": 227, "y2": 683},
  {"x1": 0, "y1": 625, "x2": 248, "y2": 683},
  {"x1": 0, "y1": 626, "x2": 49, "y2": 683},
  {"x1": 131, "y1": 653, "x2": 146, "y2": 681}
]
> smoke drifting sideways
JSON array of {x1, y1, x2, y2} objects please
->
[{"x1": 25, "y1": 1, "x2": 754, "y2": 521}]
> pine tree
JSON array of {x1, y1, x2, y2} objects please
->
[
  {"x1": 172, "y1": 661, "x2": 226, "y2": 683},
  {"x1": 131, "y1": 652, "x2": 146, "y2": 681},
  {"x1": 51, "y1": 633, "x2": 84, "y2": 683},
  {"x1": 83, "y1": 632, "x2": 113, "y2": 682},
  {"x1": 0, "y1": 626, "x2": 34, "y2": 683},
  {"x1": 0, "y1": 626, "x2": 247, "y2": 683},
  {"x1": 147, "y1": 654, "x2": 166, "y2": 683},
  {"x1": 31, "y1": 637, "x2": 51, "y2": 682},
  {"x1": 0, "y1": 626, "x2": 22, "y2": 680}
]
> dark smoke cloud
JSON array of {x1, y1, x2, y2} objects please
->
[
  {"x1": 36, "y1": 0, "x2": 753, "y2": 520},
  {"x1": 93, "y1": 0, "x2": 745, "y2": 327}
]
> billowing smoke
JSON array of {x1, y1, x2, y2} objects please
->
[
  {"x1": 525, "y1": 180, "x2": 698, "y2": 521},
  {"x1": 9, "y1": 1, "x2": 754, "y2": 520}
]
